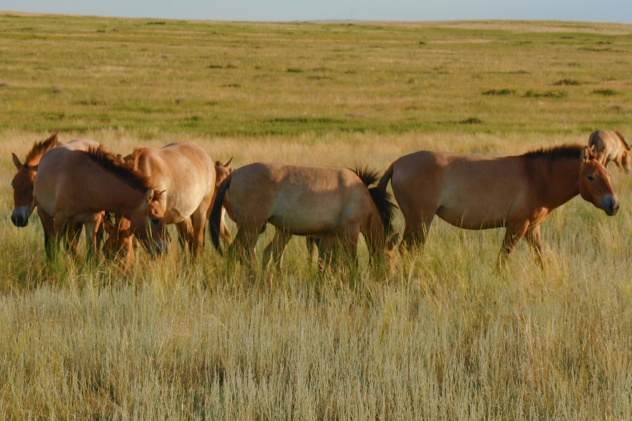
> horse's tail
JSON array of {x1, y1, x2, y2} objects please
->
[
  {"x1": 376, "y1": 164, "x2": 394, "y2": 193},
  {"x1": 368, "y1": 185, "x2": 396, "y2": 235},
  {"x1": 353, "y1": 167, "x2": 379, "y2": 187},
  {"x1": 209, "y1": 174, "x2": 232, "y2": 255}
]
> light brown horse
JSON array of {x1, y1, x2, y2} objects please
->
[
  {"x1": 588, "y1": 130, "x2": 631, "y2": 173},
  {"x1": 125, "y1": 142, "x2": 231, "y2": 257},
  {"x1": 34, "y1": 146, "x2": 167, "y2": 259},
  {"x1": 376, "y1": 145, "x2": 619, "y2": 266},
  {"x1": 11, "y1": 134, "x2": 103, "y2": 254},
  {"x1": 209, "y1": 162, "x2": 396, "y2": 269}
]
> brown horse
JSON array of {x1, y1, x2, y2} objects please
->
[
  {"x1": 11, "y1": 134, "x2": 103, "y2": 254},
  {"x1": 34, "y1": 146, "x2": 167, "y2": 259},
  {"x1": 125, "y1": 143, "x2": 231, "y2": 257},
  {"x1": 376, "y1": 145, "x2": 619, "y2": 266},
  {"x1": 209, "y1": 162, "x2": 396, "y2": 269},
  {"x1": 588, "y1": 130, "x2": 631, "y2": 173}
]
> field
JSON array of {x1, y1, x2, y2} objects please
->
[{"x1": 1, "y1": 13, "x2": 632, "y2": 419}]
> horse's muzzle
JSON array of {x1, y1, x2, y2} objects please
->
[
  {"x1": 602, "y1": 195, "x2": 620, "y2": 216},
  {"x1": 10, "y1": 208, "x2": 30, "y2": 227}
]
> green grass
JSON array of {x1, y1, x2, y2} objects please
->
[{"x1": 1, "y1": 15, "x2": 632, "y2": 419}]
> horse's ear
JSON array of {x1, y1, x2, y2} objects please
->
[
  {"x1": 12, "y1": 153, "x2": 23, "y2": 170},
  {"x1": 580, "y1": 147, "x2": 590, "y2": 162},
  {"x1": 144, "y1": 189, "x2": 155, "y2": 203},
  {"x1": 153, "y1": 190, "x2": 166, "y2": 201},
  {"x1": 224, "y1": 157, "x2": 233, "y2": 168}
]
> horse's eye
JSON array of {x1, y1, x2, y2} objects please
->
[
  {"x1": 587, "y1": 174, "x2": 595, "y2": 181},
  {"x1": 150, "y1": 217, "x2": 160, "y2": 225}
]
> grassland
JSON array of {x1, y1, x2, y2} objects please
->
[{"x1": 1, "y1": 13, "x2": 632, "y2": 419}]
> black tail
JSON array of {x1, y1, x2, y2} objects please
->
[
  {"x1": 376, "y1": 164, "x2": 393, "y2": 193},
  {"x1": 353, "y1": 167, "x2": 380, "y2": 187},
  {"x1": 368, "y1": 186, "x2": 396, "y2": 235},
  {"x1": 209, "y1": 174, "x2": 232, "y2": 255}
]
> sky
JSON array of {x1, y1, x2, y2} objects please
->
[{"x1": 1, "y1": 0, "x2": 632, "y2": 24}]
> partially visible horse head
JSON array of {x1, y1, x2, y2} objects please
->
[
  {"x1": 102, "y1": 213, "x2": 135, "y2": 262},
  {"x1": 129, "y1": 188, "x2": 168, "y2": 258},
  {"x1": 10, "y1": 134, "x2": 60, "y2": 227},
  {"x1": 579, "y1": 146, "x2": 619, "y2": 216},
  {"x1": 215, "y1": 157, "x2": 234, "y2": 188}
]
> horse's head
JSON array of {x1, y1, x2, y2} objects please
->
[
  {"x1": 129, "y1": 188, "x2": 168, "y2": 257},
  {"x1": 102, "y1": 214, "x2": 135, "y2": 261},
  {"x1": 215, "y1": 157, "x2": 234, "y2": 188},
  {"x1": 579, "y1": 146, "x2": 620, "y2": 216},
  {"x1": 10, "y1": 153, "x2": 37, "y2": 227}
]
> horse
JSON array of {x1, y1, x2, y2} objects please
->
[
  {"x1": 588, "y1": 130, "x2": 631, "y2": 173},
  {"x1": 33, "y1": 146, "x2": 167, "y2": 259},
  {"x1": 124, "y1": 143, "x2": 231, "y2": 257},
  {"x1": 10, "y1": 133, "x2": 104, "y2": 254},
  {"x1": 208, "y1": 162, "x2": 397, "y2": 269},
  {"x1": 376, "y1": 145, "x2": 619, "y2": 266}
]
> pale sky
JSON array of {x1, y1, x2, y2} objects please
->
[{"x1": 2, "y1": 0, "x2": 632, "y2": 23}]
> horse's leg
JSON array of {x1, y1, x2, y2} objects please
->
[
  {"x1": 190, "y1": 208, "x2": 210, "y2": 258},
  {"x1": 83, "y1": 218, "x2": 101, "y2": 260},
  {"x1": 339, "y1": 227, "x2": 360, "y2": 268},
  {"x1": 402, "y1": 211, "x2": 435, "y2": 252},
  {"x1": 229, "y1": 225, "x2": 262, "y2": 267},
  {"x1": 262, "y1": 229, "x2": 292, "y2": 270},
  {"x1": 498, "y1": 221, "x2": 530, "y2": 268},
  {"x1": 176, "y1": 219, "x2": 193, "y2": 252},
  {"x1": 38, "y1": 208, "x2": 57, "y2": 260},
  {"x1": 525, "y1": 224, "x2": 544, "y2": 268},
  {"x1": 316, "y1": 235, "x2": 336, "y2": 271},
  {"x1": 62, "y1": 222, "x2": 82, "y2": 256},
  {"x1": 219, "y1": 207, "x2": 232, "y2": 247}
]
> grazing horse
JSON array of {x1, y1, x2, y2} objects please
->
[
  {"x1": 10, "y1": 134, "x2": 103, "y2": 254},
  {"x1": 376, "y1": 145, "x2": 619, "y2": 266},
  {"x1": 208, "y1": 162, "x2": 396, "y2": 269},
  {"x1": 125, "y1": 143, "x2": 231, "y2": 257},
  {"x1": 588, "y1": 130, "x2": 631, "y2": 173},
  {"x1": 34, "y1": 146, "x2": 167, "y2": 259}
]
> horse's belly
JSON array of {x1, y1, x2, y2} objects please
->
[
  {"x1": 436, "y1": 206, "x2": 506, "y2": 229},
  {"x1": 268, "y1": 213, "x2": 336, "y2": 235}
]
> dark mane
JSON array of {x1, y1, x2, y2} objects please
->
[
  {"x1": 25, "y1": 133, "x2": 60, "y2": 165},
  {"x1": 353, "y1": 167, "x2": 380, "y2": 187},
  {"x1": 522, "y1": 144, "x2": 583, "y2": 161},
  {"x1": 84, "y1": 146, "x2": 153, "y2": 192}
]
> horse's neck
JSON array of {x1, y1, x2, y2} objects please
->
[
  {"x1": 88, "y1": 172, "x2": 145, "y2": 215},
  {"x1": 535, "y1": 157, "x2": 580, "y2": 210}
]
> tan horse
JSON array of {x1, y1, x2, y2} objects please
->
[
  {"x1": 11, "y1": 134, "x2": 103, "y2": 254},
  {"x1": 34, "y1": 146, "x2": 167, "y2": 259},
  {"x1": 376, "y1": 145, "x2": 619, "y2": 266},
  {"x1": 208, "y1": 162, "x2": 396, "y2": 269},
  {"x1": 588, "y1": 130, "x2": 631, "y2": 172},
  {"x1": 125, "y1": 142, "x2": 231, "y2": 257}
]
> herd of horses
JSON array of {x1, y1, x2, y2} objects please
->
[{"x1": 9, "y1": 130, "x2": 628, "y2": 271}]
